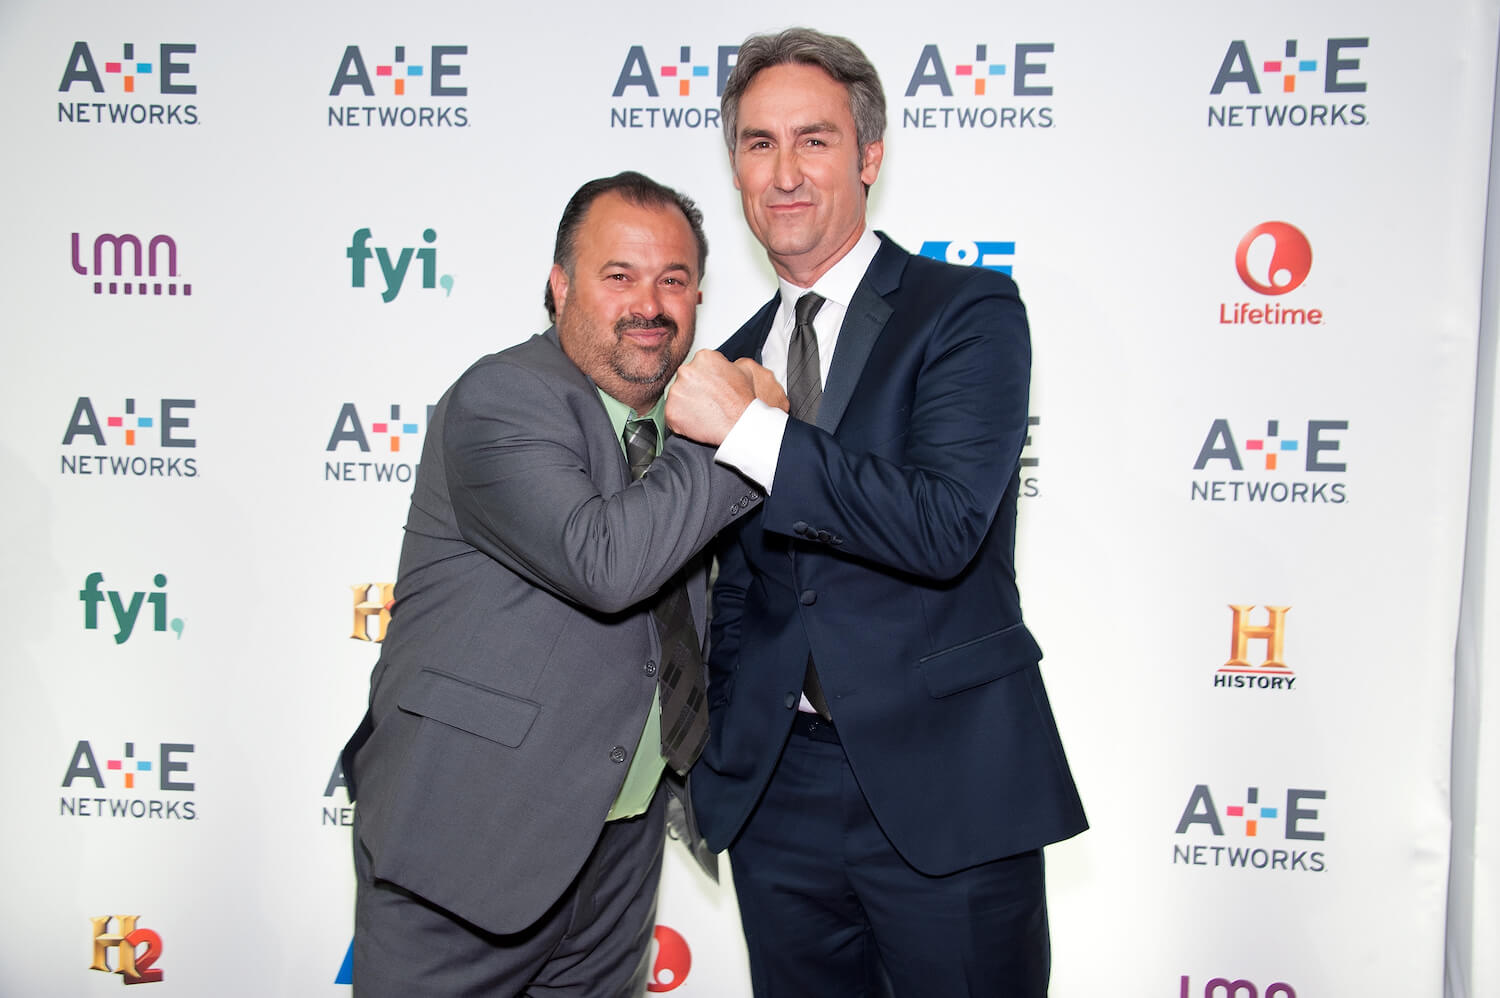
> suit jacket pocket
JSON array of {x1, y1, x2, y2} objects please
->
[
  {"x1": 398, "y1": 668, "x2": 541, "y2": 747},
  {"x1": 917, "y1": 622, "x2": 1043, "y2": 698}
]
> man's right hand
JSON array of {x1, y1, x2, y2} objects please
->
[{"x1": 667, "y1": 350, "x2": 784, "y2": 446}]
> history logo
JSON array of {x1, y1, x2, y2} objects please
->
[
  {"x1": 328, "y1": 44, "x2": 469, "y2": 128},
  {"x1": 610, "y1": 43, "x2": 738, "y2": 130},
  {"x1": 60, "y1": 396, "x2": 199, "y2": 479},
  {"x1": 902, "y1": 42, "x2": 1055, "y2": 131},
  {"x1": 1190, "y1": 418, "x2": 1348, "y2": 504},
  {"x1": 1208, "y1": 37, "x2": 1368, "y2": 128},
  {"x1": 57, "y1": 41, "x2": 199, "y2": 126},
  {"x1": 1214, "y1": 605, "x2": 1295, "y2": 691}
]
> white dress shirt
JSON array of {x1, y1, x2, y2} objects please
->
[{"x1": 716, "y1": 227, "x2": 882, "y2": 492}]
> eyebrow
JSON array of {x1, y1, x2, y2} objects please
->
[
  {"x1": 739, "y1": 120, "x2": 842, "y2": 143},
  {"x1": 600, "y1": 260, "x2": 694, "y2": 276}
]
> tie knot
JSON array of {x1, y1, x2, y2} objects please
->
[
  {"x1": 623, "y1": 418, "x2": 659, "y2": 481},
  {"x1": 795, "y1": 291, "x2": 825, "y2": 328}
]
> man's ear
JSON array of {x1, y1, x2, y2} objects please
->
[{"x1": 548, "y1": 264, "x2": 569, "y2": 316}]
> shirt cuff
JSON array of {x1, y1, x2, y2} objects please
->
[{"x1": 714, "y1": 399, "x2": 786, "y2": 493}]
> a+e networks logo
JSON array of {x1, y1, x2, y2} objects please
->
[
  {"x1": 60, "y1": 396, "x2": 198, "y2": 479},
  {"x1": 903, "y1": 42, "x2": 1055, "y2": 131},
  {"x1": 61, "y1": 740, "x2": 197, "y2": 821},
  {"x1": 1219, "y1": 222, "x2": 1324, "y2": 327},
  {"x1": 91, "y1": 915, "x2": 165, "y2": 985},
  {"x1": 1208, "y1": 36, "x2": 1368, "y2": 128},
  {"x1": 611, "y1": 43, "x2": 739, "y2": 130},
  {"x1": 328, "y1": 44, "x2": 469, "y2": 128},
  {"x1": 1190, "y1": 417, "x2": 1348, "y2": 505},
  {"x1": 1173, "y1": 783, "x2": 1326, "y2": 873},
  {"x1": 58, "y1": 41, "x2": 198, "y2": 126},
  {"x1": 325, "y1": 403, "x2": 434, "y2": 483}
]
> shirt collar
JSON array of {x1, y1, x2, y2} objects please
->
[
  {"x1": 594, "y1": 389, "x2": 667, "y2": 454},
  {"x1": 776, "y1": 227, "x2": 881, "y2": 313}
]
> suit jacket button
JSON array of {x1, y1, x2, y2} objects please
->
[
  {"x1": 609, "y1": 746, "x2": 628, "y2": 764},
  {"x1": 643, "y1": 659, "x2": 658, "y2": 677},
  {"x1": 784, "y1": 692, "x2": 797, "y2": 708},
  {"x1": 792, "y1": 520, "x2": 809, "y2": 535},
  {"x1": 800, "y1": 589, "x2": 817, "y2": 605},
  {"x1": 816, "y1": 529, "x2": 832, "y2": 543}
]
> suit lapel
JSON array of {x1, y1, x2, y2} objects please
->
[{"x1": 819, "y1": 234, "x2": 906, "y2": 433}]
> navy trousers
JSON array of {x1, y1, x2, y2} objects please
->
[{"x1": 729, "y1": 715, "x2": 1051, "y2": 998}]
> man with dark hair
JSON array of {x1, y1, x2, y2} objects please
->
[
  {"x1": 667, "y1": 29, "x2": 1087, "y2": 997},
  {"x1": 344, "y1": 170, "x2": 776, "y2": 997}
]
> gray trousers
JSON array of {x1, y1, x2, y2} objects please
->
[{"x1": 352, "y1": 789, "x2": 665, "y2": 998}]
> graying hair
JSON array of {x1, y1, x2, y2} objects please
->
[{"x1": 720, "y1": 28, "x2": 886, "y2": 156}]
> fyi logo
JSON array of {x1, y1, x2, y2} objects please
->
[
  {"x1": 90, "y1": 915, "x2": 164, "y2": 985},
  {"x1": 347, "y1": 228, "x2": 452, "y2": 302},
  {"x1": 80, "y1": 572, "x2": 183, "y2": 643},
  {"x1": 918, "y1": 240, "x2": 1014, "y2": 275},
  {"x1": 71, "y1": 232, "x2": 191, "y2": 297}
]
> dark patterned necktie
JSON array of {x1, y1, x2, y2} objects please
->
[
  {"x1": 623, "y1": 417, "x2": 710, "y2": 774},
  {"x1": 785, "y1": 294, "x2": 834, "y2": 718},
  {"x1": 787, "y1": 291, "x2": 826, "y2": 423}
]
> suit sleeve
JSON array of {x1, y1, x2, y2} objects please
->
[
  {"x1": 442, "y1": 357, "x2": 759, "y2": 614},
  {"x1": 764, "y1": 278, "x2": 1029, "y2": 581}
]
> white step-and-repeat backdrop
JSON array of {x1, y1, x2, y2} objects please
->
[{"x1": 3, "y1": 1, "x2": 1498, "y2": 995}]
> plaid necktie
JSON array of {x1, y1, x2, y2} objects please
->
[
  {"x1": 623, "y1": 418, "x2": 710, "y2": 773},
  {"x1": 785, "y1": 293, "x2": 833, "y2": 718}
]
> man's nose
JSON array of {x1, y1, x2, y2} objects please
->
[{"x1": 773, "y1": 148, "x2": 803, "y2": 192}]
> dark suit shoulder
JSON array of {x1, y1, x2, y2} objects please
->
[
  {"x1": 719, "y1": 296, "x2": 778, "y2": 360},
  {"x1": 901, "y1": 248, "x2": 1022, "y2": 302}
]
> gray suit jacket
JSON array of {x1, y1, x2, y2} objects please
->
[{"x1": 346, "y1": 327, "x2": 761, "y2": 935}]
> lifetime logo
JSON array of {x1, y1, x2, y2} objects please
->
[
  {"x1": 647, "y1": 925, "x2": 692, "y2": 993},
  {"x1": 71, "y1": 232, "x2": 191, "y2": 297},
  {"x1": 1215, "y1": 605, "x2": 1294, "y2": 691},
  {"x1": 90, "y1": 915, "x2": 164, "y2": 985}
]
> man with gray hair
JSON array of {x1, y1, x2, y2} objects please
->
[{"x1": 666, "y1": 28, "x2": 1087, "y2": 997}]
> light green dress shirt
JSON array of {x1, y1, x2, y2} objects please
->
[{"x1": 595, "y1": 389, "x2": 670, "y2": 820}]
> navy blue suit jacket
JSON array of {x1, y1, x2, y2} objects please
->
[{"x1": 692, "y1": 234, "x2": 1086, "y2": 874}]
